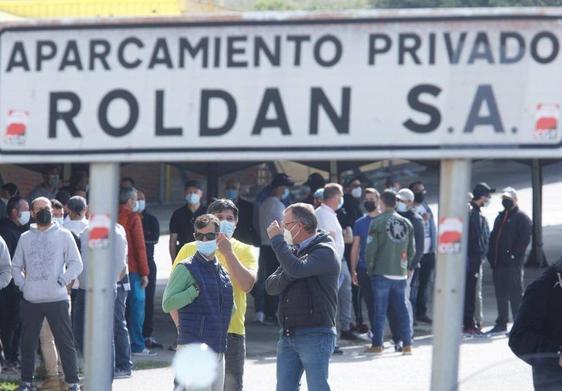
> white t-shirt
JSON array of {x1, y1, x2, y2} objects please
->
[
  {"x1": 64, "y1": 218, "x2": 89, "y2": 236},
  {"x1": 315, "y1": 204, "x2": 344, "y2": 262}
]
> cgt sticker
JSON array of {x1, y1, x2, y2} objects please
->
[
  {"x1": 534, "y1": 103, "x2": 559, "y2": 141},
  {"x1": 88, "y1": 214, "x2": 111, "y2": 249},
  {"x1": 438, "y1": 217, "x2": 463, "y2": 255},
  {"x1": 4, "y1": 110, "x2": 28, "y2": 145}
]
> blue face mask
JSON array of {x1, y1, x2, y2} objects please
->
[
  {"x1": 220, "y1": 220, "x2": 236, "y2": 238},
  {"x1": 282, "y1": 188, "x2": 290, "y2": 199},
  {"x1": 225, "y1": 189, "x2": 238, "y2": 201},
  {"x1": 337, "y1": 197, "x2": 344, "y2": 210},
  {"x1": 186, "y1": 193, "x2": 201, "y2": 205},
  {"x1": 196, "y1": 240, "x2": 217, "y2": 257},
  {"x1": 137, "y1": 200, "x2": 146, "y2": 213}
]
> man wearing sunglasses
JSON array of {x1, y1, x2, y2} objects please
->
[
  {"x1": 265, "y1": 203, "x2": 340, "y2": 391},
  {"x1": 170, "y1": 199, "x2": 258, "y2": 391},
  {"x1": 163, "y1": 214, "x2": 234, "y2": 391}
]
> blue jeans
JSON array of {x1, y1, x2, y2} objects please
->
[
  {"x1": 114, "y1": 284, "x2": 132, "y2": 372},
  {"x1": 371, "y1": 275, "x2": 411, "y2": 347},
  {"x1": 126, "y1": 272, "x2": 146, "y2": 353},
  {"x1": 276, "y1": 328, "x2": 336, "y2": 391}
]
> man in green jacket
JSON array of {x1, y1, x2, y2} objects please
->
[{"x1": 365, "y1": 190, "x2": 415, "y2": 356}]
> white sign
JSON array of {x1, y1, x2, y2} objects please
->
[{"x1": 2, "y1": 9, "x2": 562, "y2": 162}]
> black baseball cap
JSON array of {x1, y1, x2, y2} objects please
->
[
  {"x1": 271, "y1": 173, "x2": 294, "y2": 189},
  {"x1": 473, "y1": 183, "x2": 496, "y2": 198},
  {"x1": 184, "y1": 180, "x2": 203, "y2": 190}
]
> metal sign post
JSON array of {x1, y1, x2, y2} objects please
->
[
  {"x1": 84, "y1": 162, "x2": 119, "y2": 390},
  {"x1": 431, "y1": 159, "x2": 471, "y2": 391}
]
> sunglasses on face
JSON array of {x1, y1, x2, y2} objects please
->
[{"x1": 194, "y1": 232, "x2": 218, "y2": 241}]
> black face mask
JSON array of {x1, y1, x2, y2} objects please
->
[
  {"x1": 502, "y1": 199, "x2": 514, "y2": 210},
  {"x1": 414, "y1": 192, "x2": 425, "y2": 204},
  {"x1": 364, "y1": 201, "x2": 377, "y2": 212},
  {"x1": 36, "y1": 209, "x2": 52, "y2": 226}
]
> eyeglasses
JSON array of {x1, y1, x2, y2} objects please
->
[
  {"x1": 194, "y1": 232, "x2": 217, "y2": 241},
  {"x1": 284, "y1": 221, "x2": 299, "y2": 228}
]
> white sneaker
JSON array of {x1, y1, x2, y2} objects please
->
[
  {"x1": 255, "y1": 311, "x2": 265, "y2": 323},
  {"x1": 132, "y1": 348, "x2": 157, "y2": 357}
]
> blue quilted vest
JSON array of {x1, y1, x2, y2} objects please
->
[{"x1": 178, "y1": 252, "x2": 233, "y2": 353}]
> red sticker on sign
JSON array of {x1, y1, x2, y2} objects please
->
[
  {"x1": 534, "y1": 103, "x2": 559, "y2": 141},
  {"x1": 88, "y1": 214, "x2": 111, "y2": 249},
  {"x1": 4, "y1": 110, "x2": 28, "y2": 145},
  {"x1": 438, "y1": 217, "x2": 463, "y2": 254}
]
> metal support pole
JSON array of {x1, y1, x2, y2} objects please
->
[
  {"x1": 527, "y1": 159, "x2": 546, "y2": 267},
  {"x1": 84, "y1": 162, "x2": 119, "y2": 391},
  {"x1": 431, "y1": 159, "x2": 471, "y2": 391},
  {"x1": 329, "y1": 160, "x2": 338, "y2": 183}
]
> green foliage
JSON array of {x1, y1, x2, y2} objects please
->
[
  {"x1": 373, "y1": 0, "x2": 562, "y2": 7},
  {"x1": 0, "y1": 382, "x2": 18, "y2": 391},
  {"x1": 252, "y1": 0, "x2": 369, "y2": 11}
]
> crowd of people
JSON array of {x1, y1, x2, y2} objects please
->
[{"x1": 0, "y1": 165, "x2": 541, "y2": 391}]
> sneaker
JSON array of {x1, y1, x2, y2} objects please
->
[
  {"x1": 114, "y1": 369, "x2": 132, "y2": 379},
  {"x1": 365, "y1": 345, "x2": 384, "y2": 355},
  {"x1": 144, "y1": 337, "x2": 164, "y2": 349},
  {"x1": 255, "y1": 311, "x2": 265, "y2": 324},
  {"x1": 168, "y1": 343, "x2": 177, "y2": 352},
  {"x1": 463, "y1": 327, "x2": 488, "y2": 338},
  {"x1": 332, "y1": 346, "x2": 344, "y2": 355},
  {"x1": 68, "y1": 384, "x2": 81, "y2": 391},
  {"x1": 393, "y1": 341, "x2": 403, "y2": 353},
  {"x1": 340, "y1": 330, "x2": 360, "y2": 341},
  {"x1": 416, "y1": 315, "x2": 433, "y2": 324},
  {"x1": 18, "y1": 383, "x2": 33, "y2": 391},
  {"x1": 132, "y1": 348, "x2": 157, "y2": 357},
  {"x1": 402, "y1": 346, "x2": 413, "y2": 356},
  {"x1": 487, "y1": 325, "x2": 507, "y2": 335},
  {"x1": 38, "y1": 376, "x2": 65, "y2": 390},
  {"x1": 264, "y1": 315, "x2": 278, "y2": 326},
  {"x1": 354, "y1": 323, "x2": 369, "y2": 334}
]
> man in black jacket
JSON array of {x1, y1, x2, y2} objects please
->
[
  {"x1": 0, "y1": 196, "x2": 29, "y2": 371},
  {"x1": 488, "y1": 187, "x2": 532, "y2": 334},
  {"x1": 464, "y1": 183, "x2": 493, "y2": 335},
  {"x1": 509, "y1": 261, "x2": 562, "y2": 390},
  {"x1": 224, "y1": 178, "x2": 260, "y2": 247},
  {"x1": 265, "y1": 203, "x2": 340, "y2": 391}
]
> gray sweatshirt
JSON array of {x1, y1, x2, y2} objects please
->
[
  {"x1": 79, "y1": 223, "x2": 128, "y2": 289},
  {"x1": 12, "y1": 223, "x2": 83, "y2": 303},
  {"x1": 0, "y1": 236, "x2": 11, "y2": 289}
]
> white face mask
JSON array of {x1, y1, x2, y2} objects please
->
[
  {"x1": 396, "y1": 201, "x2": 408, "y2": 213},
  {"x1": 351, "y1": 187, "x2": 362, "y2": 199},
  {"x1": 18, "y1": 211, "x2": 30, "y2": 225},
  {"x1": 53, "y1": 217, "x2": 64, "y2": 226},
  {"x1": 284, "y1": 229, "x2": 294, "y2": 245}
]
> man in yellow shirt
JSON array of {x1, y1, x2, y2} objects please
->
[{"x1": 172, "y1": 199, "x2": 258, "y2": 391}]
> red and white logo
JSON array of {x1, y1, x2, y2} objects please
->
[
  {"x1": 88, "y1": 214, "x2": 111, "y2": 249},
  {"x1": 534, "y1": 103, "x2": 559, "y2": 140},
  {"x1": 438, "y1": 217, "x2": 463, "y2": 255},
  {"x1": 4, "y1": 110, "x2": 28, "y2": 145}
]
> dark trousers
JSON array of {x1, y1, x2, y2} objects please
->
[
  {"x1": 409, "y1": 268, "x2": 420, "y2": 319},
  {"x1": 0, "y1": 281, "x2": 21, "y2": 362},
  {"x1": 416, "y1": 253, "x2": 435, "y2": 318},
  {"x1": 255, "y1": 245, "x2": 279, "y2": 318},
  {"x1": 114, "y1": 285, "x2": 132, "y2": 372},
  {"x1": 224, "y1": 333, "x2": 245, "y2": 391},
  {"x1": 143, "y1": 258, "x2": 157, "y2": 339},
  {"x1": 463, "y1": 256, "x2": 482, "y2": 329},
  {"x1": 493, "y1": 266, "x2": 524, "y2": 327},
  {"x1": 20, "y1": 299, "x2": 79, "y2": 384},
  {"x1": 72, "y1": 289, "x2": 86, "y2": 356},
  {"x1": 356, "y1": 267, "x2": 374, "y2": 328}
]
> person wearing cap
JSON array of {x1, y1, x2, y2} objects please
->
[
  {"x1": 224, "y1": 178, "x2": 260, "y2": 247},
  {"x1": 256, "y1": 173, "x2": 294, "y2": 324},
  {"x1": 464, "y1": 183, "x2": 494, "y2": 336},
  {"x1": 301, "y1": 173, "x2": 326, "y2": 206},
  {"x1": 169, "y1": 180, "x2": 206, "y2": 263},
  {"x1": 487, "y1": 187, "x2": 532, "y2": 334},
  {"x1": 390, "y1": 188, "x2": 425, "y2": 350}
]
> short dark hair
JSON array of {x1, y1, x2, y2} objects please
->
[
  {"x1": 409, "y1": 181, "x2": 424, "y2": 191},
  {"x1": 121, "y1": 177, "x2": 135, "y2": 186},
  {"x1": 119, "y1": 187, "x2": 137, "y2": 204},
  {"x1": 50, "y1": 199, "x2": 64, "y2": 210},
  {"x1": 185, "y1": 180, "x2": 203, "y2": 191},
  {"x1": 207, "y1": 199, "x2": 239, "y2": 221},
  {"x1": 55, "y1": 190, "x2": 71, "y2": 206},
  {"x1": 194, "y1": 214, "x2": 220, "y2": 232},
  {"x1": 380, "y1": 190, "x2": 397, "y2": 208},
  {"x1": 323, "y1": 183, "x2": 343, "y2": 201},
  {"x1": 6, "y1": 196, "x2": 24, "y2": 216},
  {"x1": 1, "y1": 183, "x2": 18, "y2": 197}
]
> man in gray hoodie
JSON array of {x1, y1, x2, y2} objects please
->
[{"x1": 11, "y1": 197, "x2": 83, "y2": 391}]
